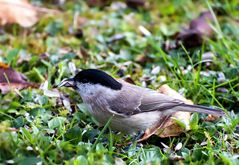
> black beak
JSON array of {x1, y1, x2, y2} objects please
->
[{"x1": 58, "y1": 78, "x2": 75, "y2": 88}]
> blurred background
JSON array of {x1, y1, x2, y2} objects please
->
[{"x1": 0, "y1": 0, "x2": 239, "y2": 164}]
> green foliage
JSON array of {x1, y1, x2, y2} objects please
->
[{"x1": 0, "y1": 0, "x2": 239, "y2": 164}]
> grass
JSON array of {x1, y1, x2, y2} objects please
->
[{"x1": 0, "y1": 0, "x2": 239, "y2": 164}]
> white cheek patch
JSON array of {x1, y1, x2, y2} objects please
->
[{"x1": 75, "y1": 83, "x2": 93, "y2": 97}]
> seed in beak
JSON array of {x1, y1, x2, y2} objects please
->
[{"x1": 58, "y1": 78, "x2": 75, "y2": 87}]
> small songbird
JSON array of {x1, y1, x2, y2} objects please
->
[{"x1": 58, "y1": 69, "x2": 225, "y2": 134}]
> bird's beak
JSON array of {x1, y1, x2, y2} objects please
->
[{"x1": 58, "y1": 78, "x2": 75, "y2": 88}]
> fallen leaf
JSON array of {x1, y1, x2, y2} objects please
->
[
  {"x1": 203, "y1": 114, "x2": 219, "y2": 122},
  {"x1": 158, "y1": 85, "x2": 193, "y2": 104},
  {"x1": 0, "y1": 0, "x2": 38, "y2": 27},
  {"x1": 126, "y1": 0, "x2": 145, "y2": 9},
  {"x1": 0, "y1": 0, "x2": 59, "y2": 28},
  {"x1": 157, "y1": 85, "x2": 192, "y2": 137},
  {"x1": 0, "y1": 64, "x2": 37, "y2": 93},
  {"x1": 176, "y1": 11, "x2": 214, "y2": 48},
  {"x1": 139, "y1": 84, "x2": 191, "y2": 141}
]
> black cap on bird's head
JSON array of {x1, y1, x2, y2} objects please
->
[{"x1": 58, "y1": 69, "x2": 122, "y2": 90}]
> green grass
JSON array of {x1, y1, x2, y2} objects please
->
[{"x1": 0, "y1": 0, "x2": 239, "y2": 164}]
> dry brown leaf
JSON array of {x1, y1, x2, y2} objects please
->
[
  {"x1": 203, "y1": 114, "x2": 219, "y2": 122},
  {"x1": 0, "y1": 0, "x2": 59, "y2": 27},
  {"x1": 138, "y1": 85, "x2": 191, "y2": 141},
  {"x1": 0, "y1": 0, "x2": 38, "y2": 27},
  {"x1": 0, "y1": 64, "x2": 37, "y2": 94},
  {"x1": 176, "y1": 11, "x2": 214, "y2": 48},
  {"x1": 158, "y1": 84, "x2": 193, "y2": 104},
  {"x1": 157, "y1": 85, "x2": 192, "y2": 137}
]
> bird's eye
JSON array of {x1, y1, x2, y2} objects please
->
[{"x1": 81, "y1": 78, "x2": 88, "y2": 83}]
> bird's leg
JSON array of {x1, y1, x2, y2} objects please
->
[
  {"x1": 137, "y1": 115, "x2": 172, "y2": 142},
  {"x1": 115, "y1": 131, "x2": 144, "y2": 147},
  {"x1": 116, "y1": 115, "x2": 172, "y2": 146},
  {"x1": 133, "y1": 130, "x2": 145, "y2": 141}
]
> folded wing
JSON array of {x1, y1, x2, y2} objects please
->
[{"x1": 108, "y1": 81, "x2": 224, "y2": 116}]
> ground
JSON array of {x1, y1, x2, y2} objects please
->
[{"x1": 0, "y1": 0, "x2": 239, "y2": 164}]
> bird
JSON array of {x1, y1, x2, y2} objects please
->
[{"x1": 58, "y1": 69, "x2": 225, "y2": 135}]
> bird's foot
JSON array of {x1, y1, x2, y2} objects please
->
[{"x1": 133, "y1": 130, "x2": 145, "y2": 142}]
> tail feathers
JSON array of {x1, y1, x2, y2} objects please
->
[{"x1": 176, "y1": 104, "x2": 225, "y2": 116}]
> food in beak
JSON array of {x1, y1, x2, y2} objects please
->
[{"x1": 58, "y1": 78, "x2": 75, "y2": 87}]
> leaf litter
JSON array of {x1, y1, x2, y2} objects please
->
[
  {"x1": 139, "y1": 84, "x2": 191, "y2": 141},
  {"x1": 164, "y1": 11, "x2": 215, "y2": 50},
  {"x1": 0, "y1": 2, "x2": 237, "y2": 164},
  {"x1": 176, "y1": 11, "x2": 214, "y2": 48},
  {"x1": 0, "y1": 62, "x2": 37, "y2": 94},
  {"x1": 0, "y1": 0, "x2": 59, "y2": 27}
]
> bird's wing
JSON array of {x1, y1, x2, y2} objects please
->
[
  {"x1": 107, "y1": 82, "x2": 143, "y2": 116},
  {"x1": 138, "y1": 89, "x2": 184, "y2": 112},
  {"x1": 138, "y1": 90, "x2": 225, "y2": 116},
  {"x1": 108, "y1": 81, "x2": 224, "y2": 116},
  {"x1": 108, "y1": 81, "x2": 184, "y2": 116}
]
